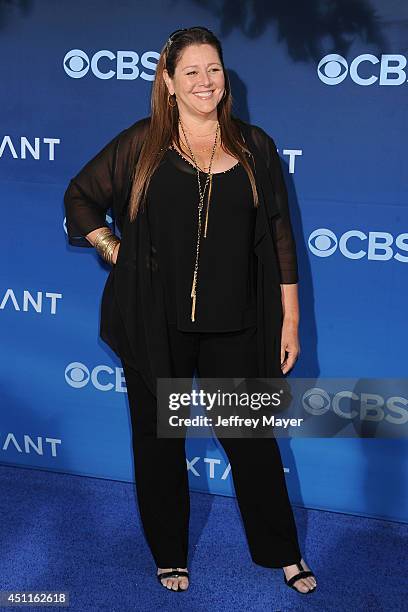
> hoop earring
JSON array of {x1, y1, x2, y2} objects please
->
[{"x1": 167, "y1": 92, "x2": 177, "y2": 108}]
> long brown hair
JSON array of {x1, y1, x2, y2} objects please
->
[{"x1": 127, "y1": 26, "x2": 259, "y2": 223}]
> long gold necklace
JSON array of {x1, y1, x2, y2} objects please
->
[{"x1": 178, "y1": 118, "x2": 220, "y2": 322}]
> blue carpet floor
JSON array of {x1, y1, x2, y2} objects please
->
[{"x1": 0, "y1": 463, "x2": 406, "y2": 611}]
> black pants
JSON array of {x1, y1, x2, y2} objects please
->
[{"x1": 121, "y1": 323, "x2": 302, "y2": 569}]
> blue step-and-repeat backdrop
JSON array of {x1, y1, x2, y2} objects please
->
[{"x1": 1, "y1": 1, "x2": 407, "y2": 523}]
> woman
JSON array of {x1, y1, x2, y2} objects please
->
[{"x1": 64, "y1": 26, "x2": 317, "y2": 595}]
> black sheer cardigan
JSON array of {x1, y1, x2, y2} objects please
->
[{"x1": 64, "y1": 116, "x2": 299, "y2": 396}]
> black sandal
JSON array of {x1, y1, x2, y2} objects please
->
[
  {"x1": 284, "y1": 561, "x2": 317, "y2": 594},
  {"x1": 157, "y1": 569, "x2": 189, "y2": 592}
]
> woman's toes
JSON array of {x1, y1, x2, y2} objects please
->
[
  {"x1": 291, "y1": 577, "x2": 313, "y2": 592},
  {"x1": 298, "y1": 579, "x2": 310, "y2": 592},
  {"x1": 157, "y1": 567, "x2": 189, "y2": 591},
  {"x1": 158, "y1": 569, "x2": 176, "y2": 589}
]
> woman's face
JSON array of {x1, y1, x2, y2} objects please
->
[{"x1": 164, "y1": 43, "x2": 225, "y2": 118}]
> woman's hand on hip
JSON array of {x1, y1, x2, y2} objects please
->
[{"x1": 280, "y1": 318, "x2": 300, "y2": 374}]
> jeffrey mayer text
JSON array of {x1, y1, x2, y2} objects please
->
[{"x1": 168, "y1": 415, "x2": 304, "y2": 429}]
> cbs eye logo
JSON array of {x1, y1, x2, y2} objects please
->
[
  {"x1": 63, "y1": 50, "x2": 90, "y2": 78},
  {"x1": 302, "y1": 388, "x2": 331, "y2": 416},
  {"x1": 308, "y1": 228, "x2": 337, "y2": 257},
  {"x1": 317, "y1": 54, "x2": 348, "y2": 85},
  {"x1": 65, "y1": 362, "x2": 90, "y2": 388}
]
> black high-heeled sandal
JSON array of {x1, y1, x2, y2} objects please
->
[
  {"x1": 284, "y1": 560, "x2": 317, "y2": 594},
  {"x1": 157, "y1": 568, "x2": 189, "y2": 592}
]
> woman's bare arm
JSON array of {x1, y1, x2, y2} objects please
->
[
  {"x1": 280, "y1": 283, "x2": 299, "y2": 324},
  {"x1": 280, "y1": 283, "x2": 300, "y2": 373}
]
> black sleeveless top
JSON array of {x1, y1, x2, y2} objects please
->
[{"x1": 146, "y1": 146, "x2": 257, "y2": 332}]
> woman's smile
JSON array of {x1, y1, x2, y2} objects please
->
[{"x1": 193, "y1": 90, "x2": 215, "y2": 99}]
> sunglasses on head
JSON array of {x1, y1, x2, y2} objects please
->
[{"x1": 167, "y1": 26, "x2": 213, "y2": 47}]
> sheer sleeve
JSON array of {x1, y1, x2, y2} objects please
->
[
  {"x1": 251, "y1": 126, "x2": 299, "y2": 284},
  {"x1": 64, "y1": 133, "x2": 121, "y2": 248}
]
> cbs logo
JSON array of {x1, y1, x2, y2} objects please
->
[
  {"x1": 302, "y1": 387, "x2": 407, "y2": 423},
  {"x1": 317, "y1": 53, "x2": 407, "y2": 86},
  {"x1": 63, "y1": 49, "x2": 159, "y2": 80},
  {"x1": 308, "y1": 228, "x2": 408, "y2": 262},
  {"x1": 65, "y1": 362, "x2": 127, "y2": 392}
]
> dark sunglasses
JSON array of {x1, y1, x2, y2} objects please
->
[{"x1": 167, "y1": 26, "x2": 213, "y2": 46}]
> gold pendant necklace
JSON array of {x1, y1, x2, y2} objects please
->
[{"x1": 178, "y1": 118, "x2": 220, "y2": 322}]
